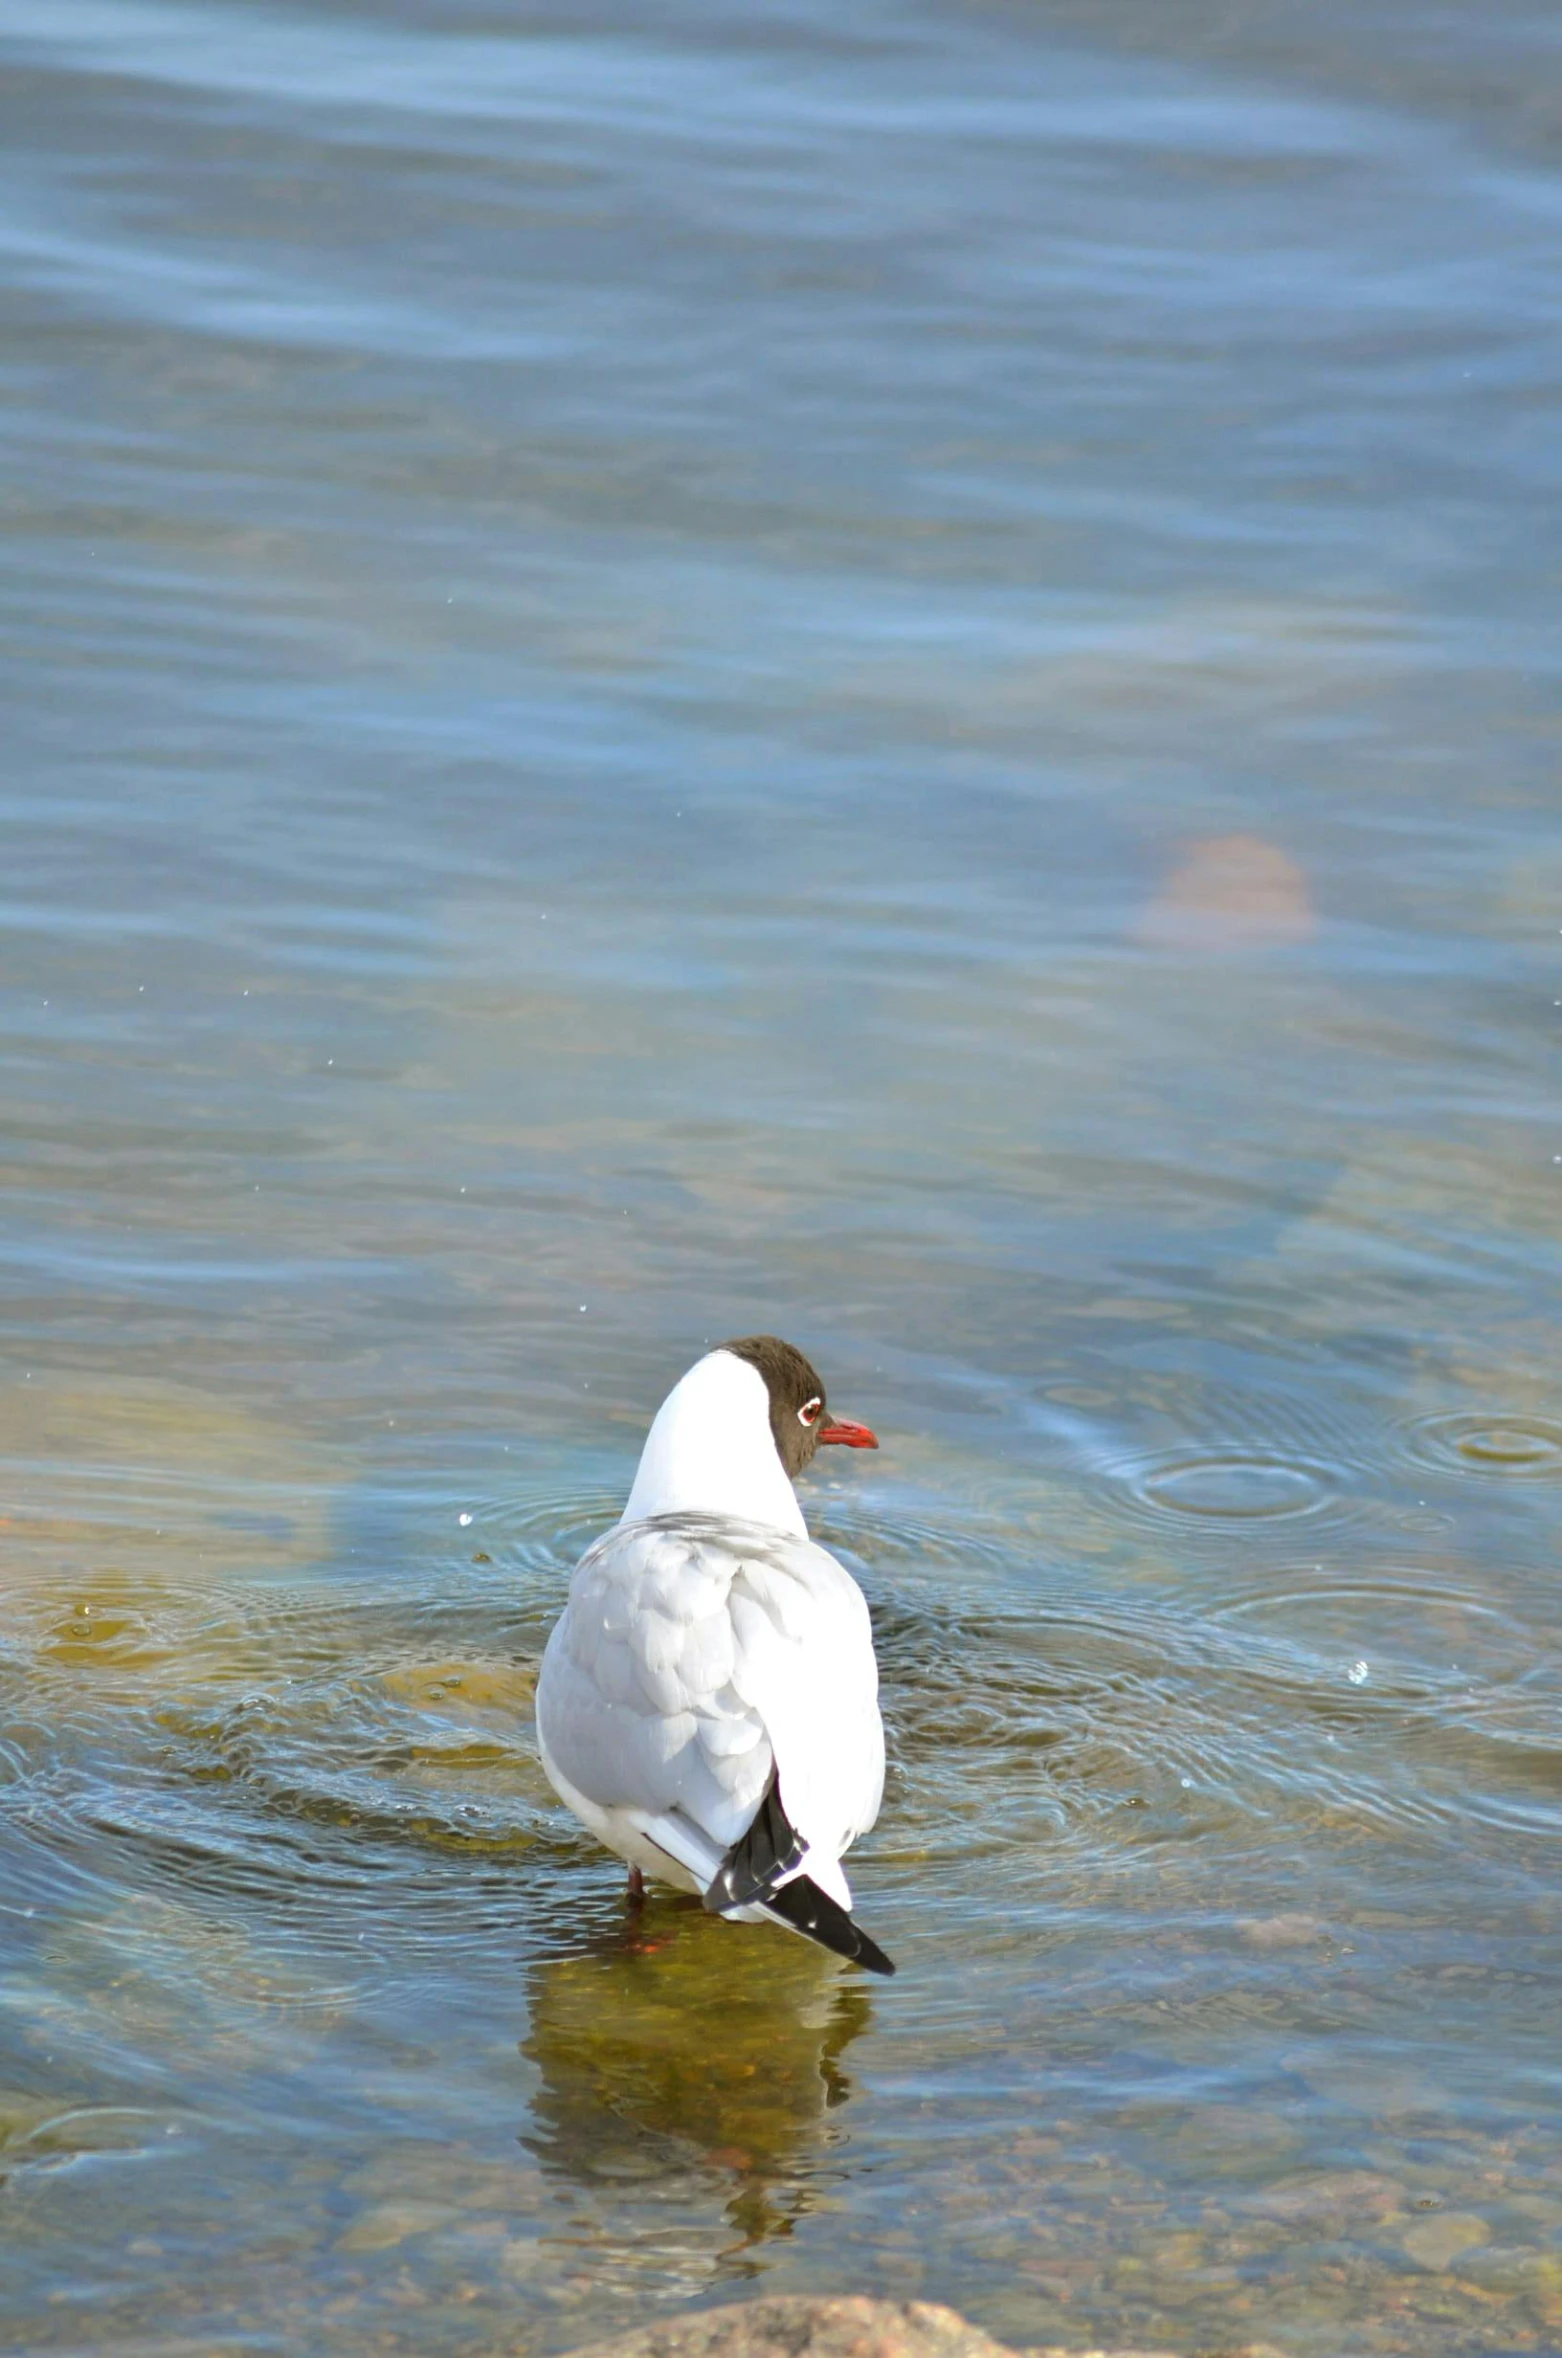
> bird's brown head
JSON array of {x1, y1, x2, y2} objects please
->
[{"x1": 720, "y1": 1334, "x2": 879, "y2": 1480}]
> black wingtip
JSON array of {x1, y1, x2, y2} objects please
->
[
  {"x1": 705, "y1": 1767, "x2": 806, "y2": 1915},
  {"x1": 762, "y1": 1874, "x2": 896, "y2": 1976},
  {"x1": 703, "y1": 1773, "x2": 894, "y2": 1974}
]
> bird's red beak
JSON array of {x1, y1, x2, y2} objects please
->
[{"x1": 817, "y1": 1418, "x2": 879, "y2": 1449}]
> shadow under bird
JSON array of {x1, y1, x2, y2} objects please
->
[{"x1": 536, "y1": 1336, "x2": 894, "y2": 1973}]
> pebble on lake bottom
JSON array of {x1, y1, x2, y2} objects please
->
[{"x1": 1402, "y1": 2213, "x2": 1492, "y2": 2272}]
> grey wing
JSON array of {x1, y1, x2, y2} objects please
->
[
  {"x1": 727, "y1": 1531, "x2": 885, "y2": 1865},
  {"x1": 536, "y1": 1520, "x2": 774, "y2": 1848}
]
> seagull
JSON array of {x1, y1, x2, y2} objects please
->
[{"x1": 535, "y1": 1336, "x2": 894, "y2": 1974}]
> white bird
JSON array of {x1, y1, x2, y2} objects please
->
[{"x1": 535, "y1": 1335, "x2": 894, "y2": 1973}]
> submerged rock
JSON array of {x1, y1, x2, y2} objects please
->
[{"x1": 559, "y1": 2293, "x2": 1181, "y2": 2358}]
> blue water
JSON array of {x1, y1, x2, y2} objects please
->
[{"x1": 2, "y1": 4, "x2": 1560, "y2": 2353}]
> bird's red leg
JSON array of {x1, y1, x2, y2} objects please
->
[{"x1": 626, "y1": 1865, "x2": 645, "y2": 1905}]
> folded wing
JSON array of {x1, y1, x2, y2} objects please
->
[{"x1": 536, "y1": 1513, "x2": 885, "y2": 1907}]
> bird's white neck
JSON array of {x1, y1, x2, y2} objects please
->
[{"x1": 619, "y1": 1349, "x2": 807, "y2": 1537}]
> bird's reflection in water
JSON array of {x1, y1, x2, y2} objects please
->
[{"x1": 522, "y1": 1893, "x2": 873, "y2": 2264}]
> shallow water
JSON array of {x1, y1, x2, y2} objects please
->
[{"x1": 2, "y1": 2, "x2": 1560, "y2": 2353}]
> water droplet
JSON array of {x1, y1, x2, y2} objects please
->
[
  {"x1": 1348, "y1": 1659, "x2": 1370, "y2": 1685},
  {"x1": 458, "y1": 1511, "x2": 472, "y2": 1527}
]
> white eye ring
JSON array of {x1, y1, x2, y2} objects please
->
[{"x1": 798, "y1": 1396, "x2": 822, "y2": 1428}]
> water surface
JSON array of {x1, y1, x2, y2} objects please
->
[{"x1": 2, "y1": 3, "x2": 1560, "y2": 2353}]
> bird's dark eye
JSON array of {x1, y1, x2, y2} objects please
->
[{"x1": 798, "y1": 1396, "x2": 822, "y2": 1428}]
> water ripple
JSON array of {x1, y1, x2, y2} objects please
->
[
  {"x1": 1134, "y1": 1451, "x2": 1332, "y2": 1521},
  {"x1": 1401, "y1": 1412, "x2": 1562, "y2": 1482}
]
